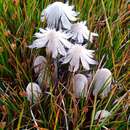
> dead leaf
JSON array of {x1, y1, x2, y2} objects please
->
[
  {"x1": 0, "y1": 122, "x2": 6, "y2": 129},
  {"x1": 128, "y1": 4, "x2": 130, "y2": 10},
  {"x1": 10, "y1": 43, "x2": 16, "y2": 52},
  {"x1": 13, "y1": 0, "x2": 19, "y2": 6},
  {"x1": 0, "y1": 47, "x2": 3, "y2": 53},
  {"x1": 39, "y1": 128, "x2": 49, "y2": 130},
  {"x1": 82, "y1": 106, "x2": 88, "y2": 113},
  {"x1": 19, "y1": 91, "x2": 27, "y2": 97},
  {"x1": 4, "y1": 30, "x2": 11, "y2": 37}
]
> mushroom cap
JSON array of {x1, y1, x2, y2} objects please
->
[
  {"x1": 93, "y1": 68, "x2": 112, "y2": 98},
  {"x1": 73, "y1": 74, "x2": 88, "y2": 97},
  {"x1": 26, "y1": 82, "x2": 42, "y2": 103},
  {"x1": 95, "y1": 110, "x2": 111, "y2": 121},
  {"x1": 33, "y1": 56, "x2": 47, "y2": 74}
]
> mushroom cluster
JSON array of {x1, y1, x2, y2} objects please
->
[{"x1": 26, "y1": 1, "x2": 113, "y2": 123}]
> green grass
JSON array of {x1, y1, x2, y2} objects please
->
[{"x1": 0, "y1": 0, "x2": 130, "y2": 129}]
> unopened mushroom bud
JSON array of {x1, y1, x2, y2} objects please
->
[
  {"x1": 93, "y1": 68, "x2": 112, "y2": 98},
  {"x1": 95, "y1": 110, "x2": 111, "y2": 121},
  {"x1": 73, "y1": 74, "x2": 88, "y2": 98},
  {"x1": 33, "y1": 56, "x2": 47, "y2": 74},
  {"x1": 26, "y1": 82, "x2": 42, "y2": 103}
]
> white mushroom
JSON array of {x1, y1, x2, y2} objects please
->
[
  {"x1": 26, "y1": 82, "x2": 42, "y2": 103},
  {"x1": 41, "y1": 2, "x2": 78, "y2": 29},
  {"x1": 73, "y1": 74, "x2": 88, "y2": 98},
  {"x1": 33, "y1": 56, "x2": 47, "y2": 74},
  {"x1": 93, "y1": 68, "x2": 112, "y2": 98},
  {"x1": 37, "y1": 59, "x2": 57, "y2": 87},
  {"x1": 29, "y1": 28, "x2": 72, "y2": 58},
  {"x1": 95, "y1": 110, "x2": 111, "y2": 121},
  {"x1": 61, "y1": 44, "x2": 97, "y2": 72},
  {"x1": 68, "y1": 21, "x2": 98, "y2": 44}
]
